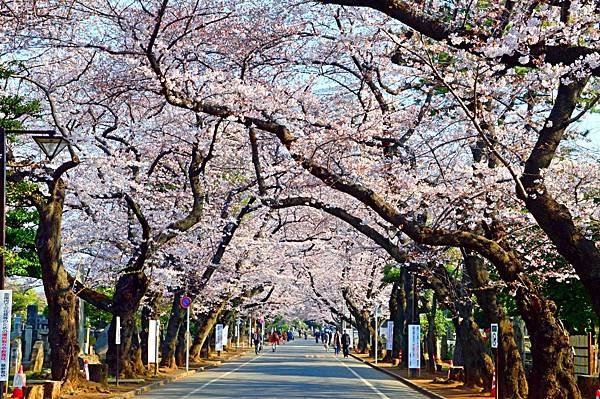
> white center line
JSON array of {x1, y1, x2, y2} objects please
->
[
  {"x1": 181, "y1": 353, "x2": 262, "y2": 399},
  {"x1": 336, "y1": 357, "x2": 391, "y2": 399}
]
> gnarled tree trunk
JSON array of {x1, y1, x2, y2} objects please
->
[
  {"x1": 106, "y1": 271, "x2": 149, "y2": 377},
  {"x1": 463, "y1": 252, "x2": 527, "y2": 398},
  {"x1": 161, "y1": 290, "x2": 185, "y2": 368},
  {"x1": 36, "y1": 193, "x2": 83, "y2": 386}
]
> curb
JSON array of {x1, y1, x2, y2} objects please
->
[
  {"x1": 349, "y1": 354, "x2": 446, "y2": 399},
  {"x1": 109, "y1": 352, "x2": 247, "y2": 399}
]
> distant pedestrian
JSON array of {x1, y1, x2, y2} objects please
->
[
  {"x1": 322, "y1": 331, "x2": 330, "y2": 352},
  {"x1": 341, "y1": 331, "x2": 351, "y2": 358},
  {"x1": 287, "y1": 330, "x2": 293, "y2": 341},
  {"x1": 304, "y1": 331, "x2": 308, "y2": 340},
  {"x1": 315, "y1": 330, "x2": 320, "y2": 343},
  {"x1": 252, "y1": 331, "x2": 262, "y2": 354},
  {"x1": 12, "y1": 365, "x2": 26, "y2": 399},
  {"x1": 333, "y1": 331, "x2": 341, "y2": 356},
  {"x1": 269, "y1": 331, "x2": 279, "y2": 352}
]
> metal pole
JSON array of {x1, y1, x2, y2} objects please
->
[
  {"x1": 0, "y1": 127, "x2": 5, "y2": 291},
  {"x1": 155, "y1": 323, "x2": 159, "y2": 377},
  {"x1": 186, "y1": 306, "x2": 190, "y2": 372},
  {"x1": 0, "y1": 127, "x2": 5, "y2": 399},
  {"x1": 374, "y1": 305, "x2": 378, "y2": 365}
]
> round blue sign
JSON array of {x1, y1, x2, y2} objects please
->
[{"x1": 180, "y1": 296, "x2": 192, "y2": 309}]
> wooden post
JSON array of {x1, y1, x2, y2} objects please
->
[{"x1": 588, "y1": 332, "x2": 593, "y2": 375}]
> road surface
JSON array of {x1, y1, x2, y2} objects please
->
[{"x1": 137, "y1": 339, "x2": 428, "y2": 398}]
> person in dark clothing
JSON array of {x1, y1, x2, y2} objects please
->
[
  {"x1": 341, "y1": 332, "x2": 351, "y2": 358},
  {"x1": 252, "y1": 331, "x2": 262, "y2": 354},
  {"x1": 315, "y1": 330, "x2": 320, "y2": 343}
]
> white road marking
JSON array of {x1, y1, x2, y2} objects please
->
[
  {"x1": 181, "y1": 353, "x2": 262, "y2": 399},
  {"x1": 336, "y1": 357, "x2": 391, "y2": 399}
]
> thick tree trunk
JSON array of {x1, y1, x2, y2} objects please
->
[
  {"x1": 190, "y1": 301, "x2": 227, "y2": 360},
  {"x1": 453, "y1": 303, "x2": 494, "y2": 389},
  {"x1": 463, "y1": 252, "x2": 527, "y2": 398},
  {"x1": 35, "y1": 188, "x2": 83, "y2": 386},
  {"x1": 389, "y1": 270, "x2": 409, "y2": 365},
  {"x1": 161, "y1": 290, "x2": 184, "y2": 368},
  {"x1": 174, "y1": 323, "x2": 187, "y2": 367},
  {"x1": 354, "y1": 311, "x2": 371, "y2": 354},
  {"x1": 106, "y1": 272, "x2": 149, "y2": 377},
  {"x1": 425, "y1": 297, "x2": 437, "y2": 373},
  {"x1": 519, "y1": 289, "x2": 581, "y2": 399}
]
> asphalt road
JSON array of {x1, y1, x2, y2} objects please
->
[{"x1": 137, "y1": 339, "x2": 428, "y2": 399}]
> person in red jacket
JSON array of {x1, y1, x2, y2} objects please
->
[{"x1": 269, "y1": 331, "x2": 280, "y2": 352}]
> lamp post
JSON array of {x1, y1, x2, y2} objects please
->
[
  {"x1": 0, "y1": 127, "x2": 69, "y2": 288},
  {"x1": 0, "y1": 127, "x2": 68, "y2": 398}
]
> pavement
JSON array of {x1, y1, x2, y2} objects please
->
[{"x1": 136, "y1": 339, "x2": 428, "y2": 398}]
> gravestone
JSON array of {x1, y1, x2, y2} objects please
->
[
  {"x1": 30, "y1": 341, "x2": 44, "y2": 373},
  {"x1": 88, "y1": 364, "x2": 108, "y2": 385},
  {"x1": 24, "y1": 327, "x2": 33, "y2": 360},
  {"x1": 12, "y1": 316, "x2": 22, "y2": 340},
  {"x1": 93, "y1": 329, "x2": 108, "y2": 360},
  {"x1": 9, "y1": 337, "x2": 22, "y2": 375},
  {"x1": 26, "y1": 305, "x2": 39, "y2": 341},
  {"x1": 43, "y1": 381, "x2": 61, "y2": 399}
]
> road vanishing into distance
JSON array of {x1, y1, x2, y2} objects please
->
[{"x1": 137, "y1": 339, "x2": 427, "y2": 399}]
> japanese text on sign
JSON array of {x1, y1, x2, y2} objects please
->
[
  {"x1": 408, "y1": 324, "x2": 420, "y2": 369},
  {"x1": 0, "y1": 290, "x2": 13, "y2": 381}
]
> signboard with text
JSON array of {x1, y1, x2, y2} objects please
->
[
  {"x1": 215, "y1": 324, "x2": 224, "y2": 351},
  {"x1": 222, "y1": 325, "x2": 229, "y2": 347},
  {"x1": 115, "y1": 316, "x2": 121, "y2": 345},
  {"x1": 148, "y1": 320, "x2": 159, "y2": 363},
  {"x1": 386, "y1": 321, "x2": 394, "y2": 350},
  {"x1": 0, "y1": 290, "x2": 12, "y2": 381},
  {"x1": 408, "y1": 324, "x2": 420, "y2": 369},
  {"x1": 491, "y1": 323, "x2": 498, "y2": 349}
]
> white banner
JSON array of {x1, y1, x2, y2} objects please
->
[
  {"x1": 148, "y1": 320, "x2": 159, "y2": 363},
  {"x1": 222, "y1": 325, "x2": 229, "y2": 347},
  {"x1": 215, "y1": 324, "x2": 223, "y2": 351},
  {"x1": 386, "y1": 321, "x2": 394, "y2": 351},
  {"x1": 115, "y1": 316, "x2": 121, "y2": 345},
  {"x1": 0, "y1": 290, "x2": 12, "y2": 381},
  {"x1": 408, "y1": 324, "x2": 420, "y2": 369}
]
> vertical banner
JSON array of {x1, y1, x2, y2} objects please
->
[
  {"x1": 215, "y1": 324, "x2": 223, "y2": 351},
  {"x1": 386, "y1": 321, "x2": 394, "y2": 350},
  {"x1": 115, "y1": 316, "x2": 121, "y2": 345},
  {"x1": 0, "y1": 290, "x2": 12, "y2": 381},
  {"x1": 222, "y1": 325, "x2": 229, "y2": 347},
  {"x1": 408, "y1": 324, "x2": 420, "y2": 369},
  {"x1": 148, "y1": 320, "x2": 158, "y2": 363}
]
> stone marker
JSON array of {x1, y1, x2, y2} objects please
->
[
  {"x1": 88, "y1": 363, "x2": 108, "y2": 385},
  {"x1": 25, "y1": 385, "x2": 44, "y2": 399},
  {"x1": 10, "y1": 337, "x2": 22, "y2": 375},
  {"x1": 43, "y1": 381, "x2": 61, "y2": 399},
  {"x1": 29, "y1": 341, "x2": 45, "y2": 373}
]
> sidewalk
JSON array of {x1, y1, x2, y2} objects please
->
[
  {"x1": 64, "y1": 347, "x2": 250, "y2": 399},
  {"x1": 351, "y1": 353, "x2": 488, "y2": 399}
]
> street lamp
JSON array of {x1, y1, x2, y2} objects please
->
[{"x1": 0, "y1": 127, "x2": 69, "y2": 289}]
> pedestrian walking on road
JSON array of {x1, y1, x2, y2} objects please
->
[
  {"x1": 252, "y1": 331, "x2": 262, "y2": 354},
  {"x1": 322, "y1": 331, "x2": 330, "y2": 352},
  {"x1": 315, "y1": 330, "x2": 320, "y2": 343},
  {"x1": 269, "y1": 331, "x2": 279, "y2": 352},
  {"x1": 333, "y1": 331, "x2": 341, "y2": 356},
  {"x1": 341, "y1": 331, "x2": 351, "y2": 358}
]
